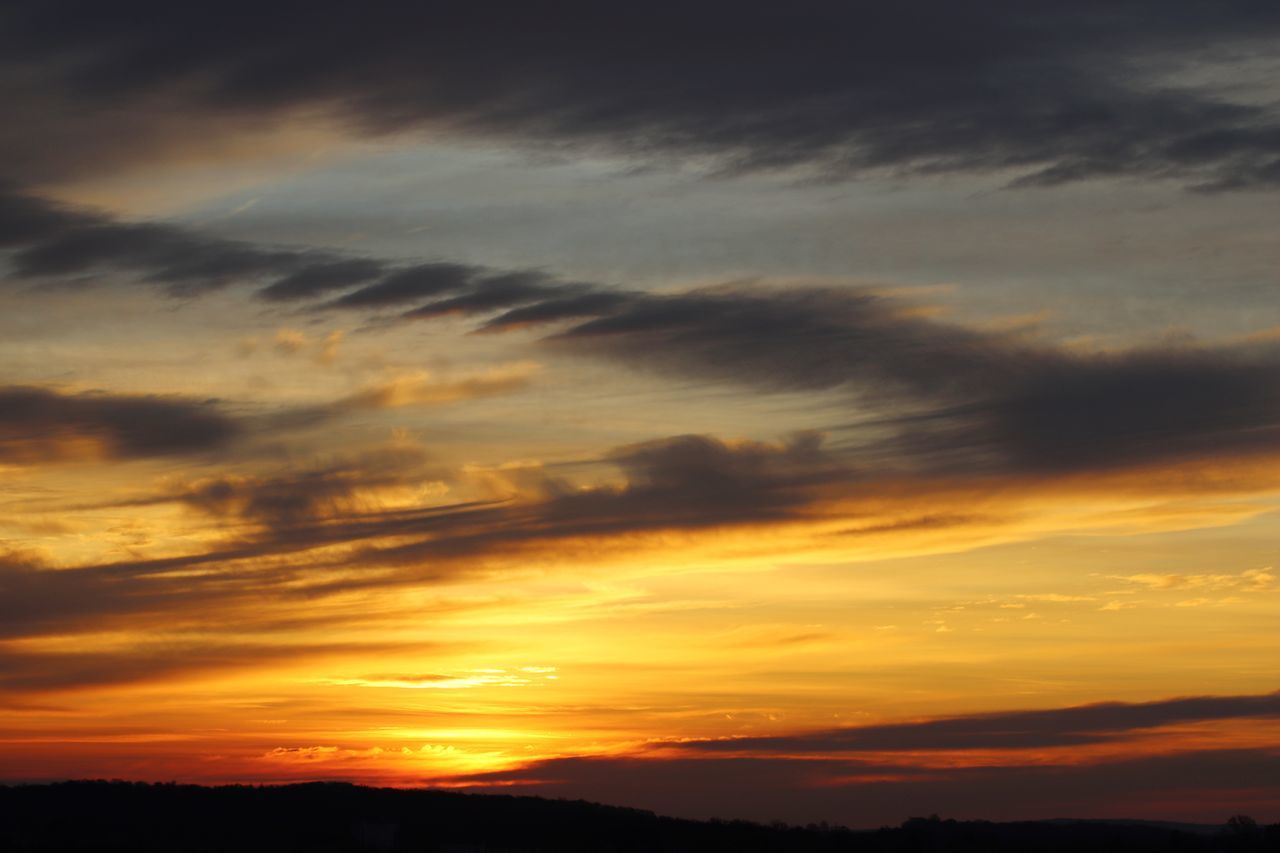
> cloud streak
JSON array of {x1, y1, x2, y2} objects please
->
[
  {"x1": 681, "y1": 691, "x2": 1280, "y2": 753},
  {"x1": 540, "y1": 287, "x2": 1280, "y2": 478},
  {"x1": 4, "y1": 2, "x2": 1280, "y2": 190},
  {"x1": 0, "y1": 432, "x2": 849, "y2": 646},
  {"x1": 0, "y1": 188, "x2": 591, "y2": 304},
  {"x1": 476, "y1": 283, "x2": 1280, "y2": 481},
  {"x1": 0, "y1": 385, "x2": 239, "y2": 464},
  {"x1": 0, "y1": 639, "x2": 399, "y2": 693}
]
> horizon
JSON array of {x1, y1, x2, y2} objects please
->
[
  {"x1": 1, "y1": 779, "x2": 1271, "y2": 834},
  {"x1": 2, "y1": 0, "x2": 1279, "y2": 828}
]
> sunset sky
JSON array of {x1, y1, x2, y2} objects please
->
[{"x1": 2, "y1": 0, "x2": 1279, "y2": 827}]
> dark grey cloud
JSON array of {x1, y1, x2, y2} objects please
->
[
  {"x1": 947, "y1": 348, "x2": 1280, "y2": 474},
  {"x1": 479, "y1": 291, "x2": 644, "y2": 332},
  {"x1": 11, "y1": 185, "x2": 1280, "y2": 485},
  {"x1": 682, "y1": 691, "x2": 1280, "y2": 753},
  {"x1": 603, "y1": 431, "x2": 841, "y2": 521},
  {"x1": 0, "y1": 186, "x2": 83, "y2": 246},
  {"x1": 0, "y1": 188, "x2": 593, "y2": 306},
  {"x1": 3, "y1": 2, "x2": 1280, "y2": 189},
  {"x1": 0, "y1": 549, "x2": 251, "y2": 641},
  {"x1": 7, "y1": 285, "x2": 1279, "y2": 644},
  {"x1": 0, "y1": 187, "x2": 331, "y2": 295},
  {"x1": 325, "y1": 262, "x2": 478, "y2": 308},
  {"x1": 400, "y1": 272, "x2": 573, "y2": 321},
  {"x1": 171, "y1": 445, "x2": 444, "y2": 527},
  {"x1": 552, "y1": 286, "x2": 1047, "y2": 399},
  {"x1": 321, "y1": 274, "x2": 1280, "y2": 480},
  {"x1": 509, "y1": 285, "x2": 1280, "y2": 477},
  {"x1": 363, "y1": 432, "x2": 851, "y2": 566},
  {"x1": 256, "y1": 258, "x2": 386, "y2": 302},
  {"x1": 12, "y1": 221, "x2": 293, "y2": 291},
  {"x1": 0, "y1": 385, "x2": 239, "y2": 464},
  {"x1": 444, "y1": 748, "x2": 1280, "y2": 826}
]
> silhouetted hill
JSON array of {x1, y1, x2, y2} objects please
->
[
  {"x1": 1042, "y1": 818, "x2": 1228, "y2": 836},
  {"x1": 1, "y1": 781, "x2": 1277, "y2": 852}
]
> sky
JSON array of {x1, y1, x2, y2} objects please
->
[{"x1": 1, "y1": 0, "x2": 1279, "y2": 828}]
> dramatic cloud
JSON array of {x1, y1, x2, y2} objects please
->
[
  {"x1": 477, "y1": 291, "x2": 641, "y2": 332},
  {"x1": 14, "y1": 186, "x2": 1275, "y2": 488},
  {"x1": 323, "y1": 263, "x2": 480, "y2": 309},
  {"x1": 9, "y1": 186, "x2": 1280, "y2": 583},
  {"x1": 0, "y1": 188, "x2": 590, "y2": 302},
  {"x1": 549, "y1": 286, "x2": 1042, "y2": 399},
  {"x1": 5, "y1": 286, "x2": 1279, "y2": 655},
  {"x1": 400, "y1": 273, "x2": 578, "y2": 321},
  {"x1": 5, "y1": 2, "x2": 1280, "y2": 821},
  {"x1": 599, "y1": 431, "x2": 844, "y2": 523},
  {"x1": 299, "y1": 279, "x2": 1280, "y2": 481},
  {"x1": 257, "y1": 258, "x2": 386, "y2": 302},
  {"x1": 364, "y1": 432, "x2": 853, "y2": 566},
  {"x1": 4, "y1": 2, "x2": 1280, "y2": 189},
  {"x1": 0, "y1": 549, "x2": 244, "y2": 641},
  {"x1": 0, "y1": 385, "x2": 239, "y2": 464},
  {"x1": 0, "y1": 432, "x2": 849, "y2": 644},
  {"x1": 173, "y1": 445, "x2": 444, "y2": 527},
  {"x1": 0, "y1": 186, "x2": 329, "y2": 295},
  {"x1": 527, "y1": 286, "x2": 1280, "y2": 477},
  {"x1": 446, "y1": 748, "x2": 1280, "y2": 826},
  {"x1": 682, "y1": 691, "x2": 1280, "y2": 753},
  {"x1": 5, "y1": 187, "x2": 1276, "y2": 493},
  {"x1": 0, "y1": 498, "x2": 500, "y2": 645}
]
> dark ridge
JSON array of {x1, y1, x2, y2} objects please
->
[{"x1": 1, "y1": 781, "x2": 1277, "y2": 852}]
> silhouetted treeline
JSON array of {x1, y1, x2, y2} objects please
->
[{"x1": 1, "y1": 781, "x2": 1277, "y2": 852}]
